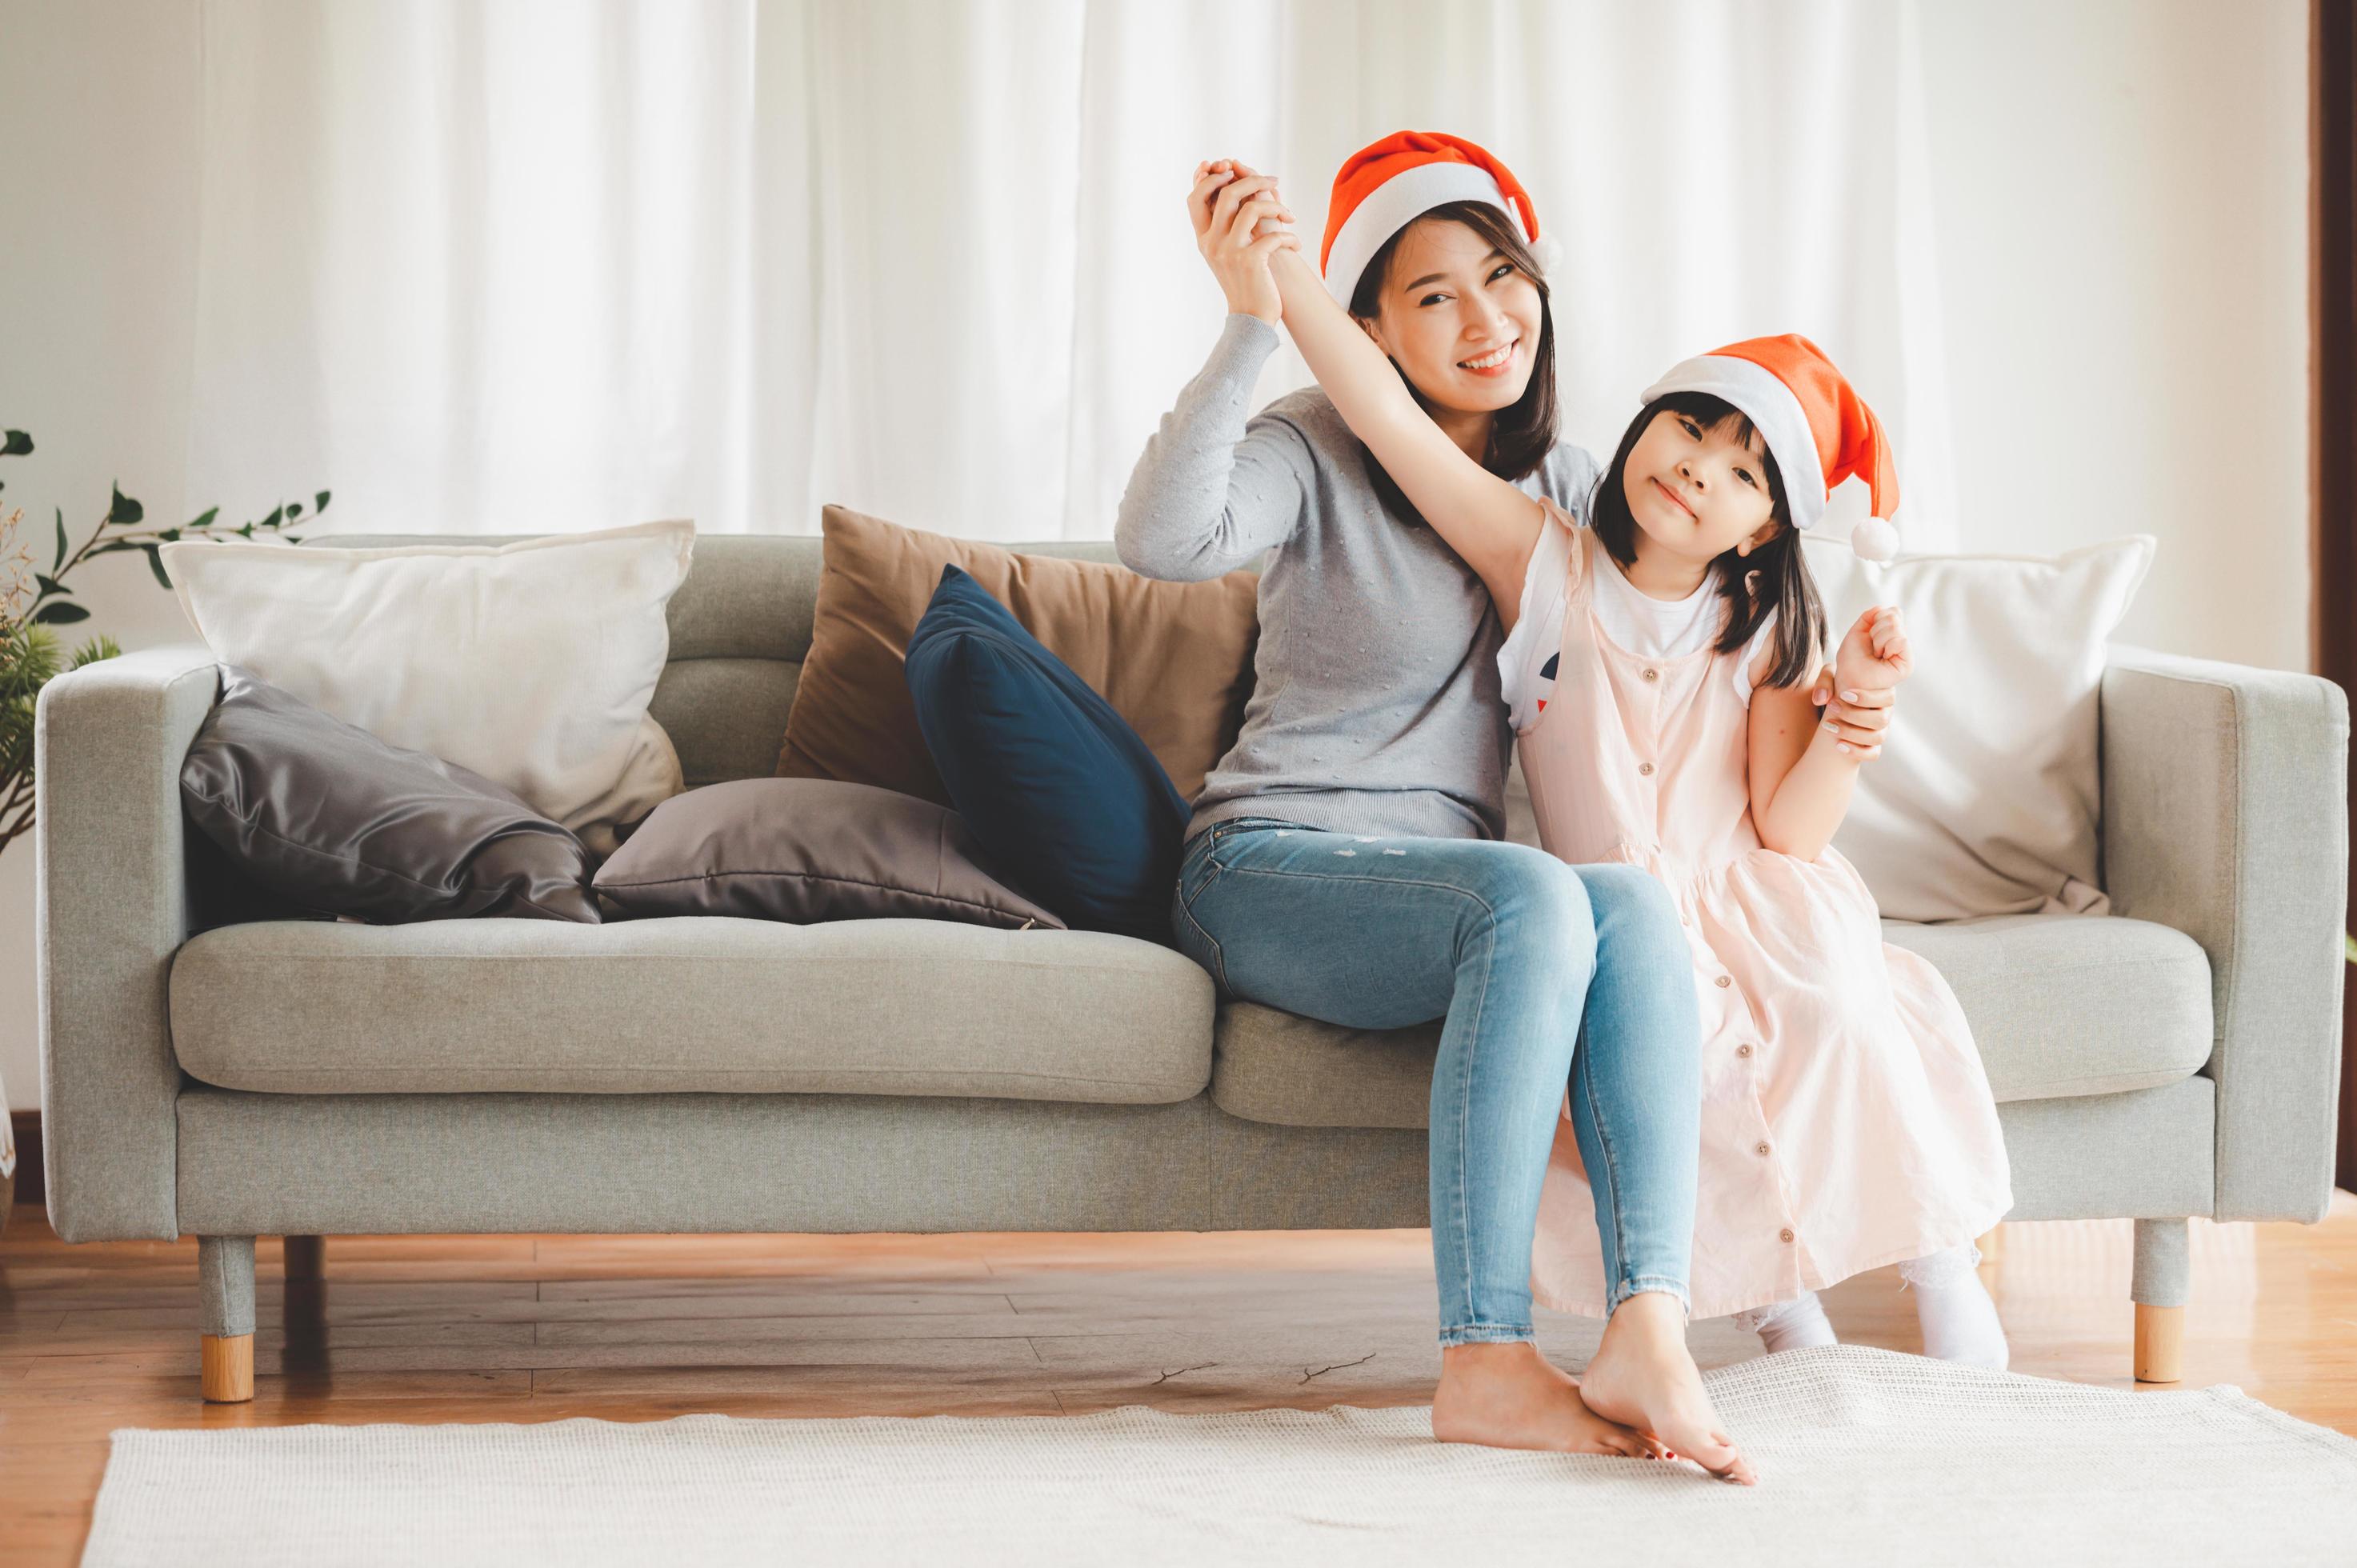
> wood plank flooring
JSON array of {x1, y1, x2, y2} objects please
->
[{"x1": 4, "y1": 1194, "x2": 2354, "y2": 1562}]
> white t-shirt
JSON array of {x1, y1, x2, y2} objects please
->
[{"x1": 1496, "y1": 506, "x2": 1779, "y2": 735}]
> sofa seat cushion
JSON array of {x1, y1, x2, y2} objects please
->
[
  {"x1": 170, "y1": 916, "x2": 1213, "y2": 1101},
  {"x1": 1211, "y1": 912, "x2": 2214, "y2": 1128}
]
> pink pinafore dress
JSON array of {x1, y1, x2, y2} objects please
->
[{"x1": 1521, "y1": 519, "x2": 2012, "y2": 1320}]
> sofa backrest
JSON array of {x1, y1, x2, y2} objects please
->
[{"x1": 319, "y1": 532, "x2": 1130, "y2": 786}]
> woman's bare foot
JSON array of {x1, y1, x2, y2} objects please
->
[
  {"x1": 1431, "y1": 1340, "x2": 1662, "y2": 1458},
  {"x1": 1579, "y1": 1291, "x2": 1759, "y2": 1485}
]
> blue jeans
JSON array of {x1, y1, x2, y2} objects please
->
[{"x1": 1172, "y1": 818, "x2": 1701, "y2": 1345}]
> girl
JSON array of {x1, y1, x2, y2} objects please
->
[{"x1": 1254, "y1": 202, "x2": 2015, "y2": 1369}]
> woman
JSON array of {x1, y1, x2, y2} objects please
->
[{"x1": 1115, "y1": 133, "x2": 1752, "y2": 1482}]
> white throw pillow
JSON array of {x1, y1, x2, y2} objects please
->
[
  {"x1": 1801, "y1": 532, "x2": 2155, "y2": 923},
  {"x1": 162, "y1": 519, "x2": 694, "y2": 857}
]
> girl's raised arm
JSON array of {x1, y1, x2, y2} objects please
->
[{"x1": 1267, "y1": 244, "x2": 1545, "y2": 625}]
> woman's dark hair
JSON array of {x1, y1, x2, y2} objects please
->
[
  {"x1": 1347, "y1": 200, "x2": 1559, "y2": 528},
  {"x1": 1589, "y1": 392, "x2": 1827, "y2": 692}
]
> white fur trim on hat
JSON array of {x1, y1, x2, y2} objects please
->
[
  {"x1": 1640, "y1": 354, "x2": 1828, "y2": 533},
  {"x1": 1323, "y1": 161, "x2": 1526, "y2": 306}
]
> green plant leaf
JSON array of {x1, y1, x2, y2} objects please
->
[
  {"x1": 236, "y1": 522, "x2": 254, "y2": 536},
  {"x1": 286, "y1": 501, "x2": 304, "y2": 520},
  {"x1": 185, "y1": 506, "x2": 219, "y2": 531},
  {"x1": 141, "y1": 543, "x2": 170, "y2": 590},
  {"x1": 34, "y1": 574, "x2": 62, "y2": 598},
  {"x1": 1, "y1": 431, "x2": 30, "y2": 456},
  {"x1": 107, "y1": 485, "x2": 144, "y2": 526},
  {"x1": 32, "y1": 600, "x2": 90, "y2": 625},
  {"x1": 52, "y1": 508, "x2": 66, "y2": 573},
  {"x1": 257, "y1": 504, "x2": 285, "y2": 531},
  {"x1": 314, "y1": 490, "x2": 331, "y2": 513},
  {"x1": 156, "y1": 527, "x2": 180, "y2": 542}
]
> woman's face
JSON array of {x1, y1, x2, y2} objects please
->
[
  {"x1": 1621, "y1": 407, "x2": 1781, "y2": 566},
  {"x1": 1359, "y1": 218, "x2": 1544, "y2": 414}
]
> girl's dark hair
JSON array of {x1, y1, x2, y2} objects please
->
[
  {"x1": 1589, "y1": 392, "x2": 1827, "y2": 691},
  {"x1": 1347, "y1": 201, "x2": 1559, "y2": 528}
]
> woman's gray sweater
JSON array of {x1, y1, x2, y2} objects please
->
[{"x1": 1115, "y1": 314, "x2": 1603, "y2": 846}]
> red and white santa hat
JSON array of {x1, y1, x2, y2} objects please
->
[
  {"x1": 1640, "y1": 334, "x2": 1903, "y2": 562},
  {"x1": 1320, "y1": 130, "x2": 1555, "y2": 307}
]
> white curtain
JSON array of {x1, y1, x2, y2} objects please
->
[{"x1": 186, "y1": 0, "x2": 1956, "y2": 549}]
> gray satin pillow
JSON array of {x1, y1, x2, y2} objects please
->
[
  {"x1": 180, "y1": 666, "x2": 600, "y2": 923},
  {"x1": 593, "y1": 777, "x2": 1065, "y2": 930}
]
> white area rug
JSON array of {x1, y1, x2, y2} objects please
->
[{"x1": 84, "y1": 1346, "x2": 2357, "y2": 1566}]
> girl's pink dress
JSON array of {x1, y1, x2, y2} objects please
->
[{"x1": 1519, "y1": 515, "x2": 2012, "y2": 1320}]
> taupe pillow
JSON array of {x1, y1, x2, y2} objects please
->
[
  {"x1": 774, "y1": 505, "x2": 1259, "y2": 807},
  {"x1": 591, "y1": 777, "x2": 1065, "y2": 930}
]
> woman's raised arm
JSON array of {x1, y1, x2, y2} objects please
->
[
  {"x1": 1266, "y1": 240, "x2": 1545, "y2": 620},
  {"x1": 1114, "y1": 162, "x2": 1312, "y2": 582}
]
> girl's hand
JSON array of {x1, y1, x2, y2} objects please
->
[
  {"x1": 1833, "y1": 606, "x2": 1911, "y2": 695},
  {"x1": 1818, "y1": 609, "x2": 1910, "y2": 759},
  {"x1": 1189, "y1": 158, "x2": 1299, "y2": 325}
]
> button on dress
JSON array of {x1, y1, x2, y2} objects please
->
[{"x1": 1518, "y1": 514, "x2": 2013, "y2": 1321}]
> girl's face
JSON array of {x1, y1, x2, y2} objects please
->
[
  {"x1": 1360, "y1": 218, "x2": 1545, "y2": 414},
  {"x1": 1620, "y1": 407, "x2": 1782, "y2": 566}
]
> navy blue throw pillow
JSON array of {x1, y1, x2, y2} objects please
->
[{"x1": 904, "y1": 565, "x2": 1190, "y2": 942}]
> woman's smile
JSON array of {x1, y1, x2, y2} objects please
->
[{"x1": 1456, "y1": 338, "x2": 1519, "y2": 377}]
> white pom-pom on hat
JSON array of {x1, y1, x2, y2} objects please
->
[
  {"x1": 1851, "y1": 516, "x2": 1900, "y2": 562},
  {"x1": 1530, "y1": 230, "x2": 1563, "y2": 278}
]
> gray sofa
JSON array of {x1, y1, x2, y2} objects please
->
[{"x1": 34, "y1": 534, "x2": 2351, "y2": 1402}]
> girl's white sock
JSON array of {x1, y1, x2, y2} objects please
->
[
  {"x1": 1899, "y1": 1243, "x2": 2010, "y2": 1370},
  {"x1": 1730, "y1": 1290, "x2": 1839, "y2": 1354}
]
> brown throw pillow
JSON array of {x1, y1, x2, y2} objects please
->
[
  {"x1": 591, "y1": 777, "x2": 1065, "y2": 930},
  {"x1": 774, "y1": 505, "x2": 1258, "y2": 807}
]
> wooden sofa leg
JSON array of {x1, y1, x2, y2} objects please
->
[
  {"x1": 2134, "y1": 1305, "x2": 2185, "y2": 1384},
  {"x1": 198, "y1": 1235, "x2": 258, "y2": 1403},
  {"x1": 2131, "y1": 1218, "x2": 2190, "y2": 1384},
  {"x1": 200, "y1": 1334, "x2": 254, "y2": 1402}
]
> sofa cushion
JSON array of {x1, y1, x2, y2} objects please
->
[
  {"x1": 905, "y1": 566, "x2": 1189, "y2": 943},
  {"x1": 182, "y1": 666, "x2": 600, "y2": 925},
  {"x1": 590, "y1": 777, "x2": 1066, "y2": 930},
  {"x1": 170, "y1": 917, "x2": 1211, "y2": 1100},
  {"x1": 774, "y1": 505, "x2": 1258, "y2": 807},
  {"x1": 1211, "y1": 912, "x2": 2214, "y2": 1128},
  {"x1": 165, "y1": 518, "x2": 693, "y2": 856}
]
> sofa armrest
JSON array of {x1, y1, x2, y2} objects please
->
[
  {"x1": 2100, "y1": 644, "x2": 2350, "y2": 1222},
  {"x1": 35, "y1": 644, "x2": 220, "y2": 1241}
]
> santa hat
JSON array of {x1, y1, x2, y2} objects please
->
[
  {"x1": 1320, "y1": 130, "x2": 1556, "y2": 307},
  {"x1": 1640, "y1": 334, "x2": 1903, "y2": 562}
]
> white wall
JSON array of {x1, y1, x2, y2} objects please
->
[{"x1": 0, "y1": 0, "x2": 2315, "y2": 1111}]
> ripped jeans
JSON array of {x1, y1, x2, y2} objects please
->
[{"x1": 1171, "y1": 818, "x2": 1701, "y2": 1345}]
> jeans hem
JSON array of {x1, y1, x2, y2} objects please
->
[
  {"x1": 1607, "y1": 1276, "x2": 1692, "y2": 1317},
  {"x1": 1436, "y1": 1325, "x2": 1535, "y2": 1348}
]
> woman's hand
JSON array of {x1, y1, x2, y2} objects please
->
[{"x1": 1189, "y1": 158, "x2": 1299, "y2": 324}]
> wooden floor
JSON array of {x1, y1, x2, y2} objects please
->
[{"x1": 4, "y1": 1195, "x2": 2355, "y2": 1562}]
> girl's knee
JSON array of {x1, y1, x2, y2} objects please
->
[{"x1": 1578, "y1": 862, "x2": 1683, "y2": 940}]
